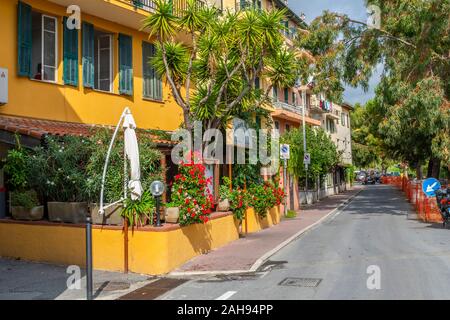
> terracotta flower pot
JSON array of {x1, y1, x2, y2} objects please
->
[
  {"x1": 164, "y1": 207, "x2": 180, "y2": 224},
  {"x1": 11, "y1": 206, "x2": 44, "y2": 221},
  {"x1": 47, "y1": 202, "x2": 88, "y2": 224}
]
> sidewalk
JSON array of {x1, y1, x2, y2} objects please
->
[
  {"x1": 0, "y1": 258, "x2": 155, "y2": 300},
  {"x1": 170, "y1": 185, "x2": 363, "y2": 276}
]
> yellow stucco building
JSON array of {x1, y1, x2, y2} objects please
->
[{"x1": 0, "y1": 0, "x2": 184, "y2": 131}]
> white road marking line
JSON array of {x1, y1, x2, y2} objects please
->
[{"x1": 215, "y1": 291, "x2": 237, "y2": 300}]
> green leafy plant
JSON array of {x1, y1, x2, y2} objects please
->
[
  {"x1": 282, "y1": 126, "x2": 339, "y2": 189},
  {"x1": 248, "y1": 182, "x2": 278, "y2": 218},
  {"x1": 3, "y1": 148, "x2": 28, "y2": 191},
  {"x1": 25, "y1": 135, "x2": 91, "y2": 203},
  {"x1": 10, "y1": 190, "x2": 40, "y2": 209},
  {"x1": 85, "y1": 128, "x2": 164, "y2": 204},
  {"x1": 286, "y1": 210, "x2": 297, "y2": 219},
  {"x1": 121, "y1": 190, "x2": 155, "y2": 227}
]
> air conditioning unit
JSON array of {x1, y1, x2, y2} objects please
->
[{"x1": 0, "y1": 68, "x2": 8, "y2": 105}]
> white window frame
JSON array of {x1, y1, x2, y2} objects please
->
[
  {"x1": 41, "y1": 14, "x2": 58, "y2": 83},
  {"x1": 97, "y1": 34, "x2": 113, "y2": 93}
]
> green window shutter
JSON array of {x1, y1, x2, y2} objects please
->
[
  {"x1": 284, "y1": 88, "x2": 289, "y2": 102},
  {"x1": 142, "y1": 42, "x2": 162, "y2": 100},
  {"x1": 255, "y1": 77, "x2": 260, "y2": 89},
  {"x1": 82, "y1": 22, "x2": 94, "y2": 88},
  {"x1": 63, "y1": 17, "x2": 79, "y2": 86},
  {"x1": 17, "y1": 1, "x2": 32, "y2": 77},
  {"x1": 119, "y1": 34, "x2": 133, "y2": 95}
]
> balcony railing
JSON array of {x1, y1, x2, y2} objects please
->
[
  {"x1": 130, "y1": 0, "x2": 206, "y2": 16},
  {"x1": 273, "y1": 101, "x2": 305, "y2": 116}
]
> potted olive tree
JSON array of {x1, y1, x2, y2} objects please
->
[
  {"x1": 3, "y1": 145, "x2": 44, "y2": 221},
  {"x1": 85, "y1": 128, "x2": 165, "y2": 225},
  {"x1": 28, "y1": 136, "x2": 91, "y2": 224}
]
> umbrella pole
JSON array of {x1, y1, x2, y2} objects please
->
[{"x1": 123, "y1": 135, "x2": 129, "y2": 274}]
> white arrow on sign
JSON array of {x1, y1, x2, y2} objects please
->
[{"x1": 426, "y1": 182, "x2": 438, "y2": 193}]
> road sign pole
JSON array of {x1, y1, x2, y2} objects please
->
[{"x1": 283, "y1": 158, "x2": 288, "y2": 217}]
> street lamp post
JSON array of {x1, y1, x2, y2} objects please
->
[{"x1": 302, "y1": 90, "x2": 309, "y2": 204}]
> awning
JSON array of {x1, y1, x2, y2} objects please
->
[{"x1": 0, "y1": 114, "x2": 176, "y2": 147}]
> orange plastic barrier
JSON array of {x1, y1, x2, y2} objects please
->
[{"x1": 384, "y1": 176, "x2": 444, "y2": 223}]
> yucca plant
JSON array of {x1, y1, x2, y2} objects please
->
[
  {"x1": 142, "y1": 0, "x2": 300, "y2": 131},
  {"x1": 121, "y1": 190, "x2": 155, "y2": 227}
]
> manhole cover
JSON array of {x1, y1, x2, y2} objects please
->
[
  {"x1": 95, "y1": 281, "x2": 130, "y2": 292},
  {"x1": 278, "y1": 277, "x2": 322, "y2": 288}
]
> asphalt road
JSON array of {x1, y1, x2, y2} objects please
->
[{"x1": 159, "y1": 185, "x2": 450, "y2": 300}]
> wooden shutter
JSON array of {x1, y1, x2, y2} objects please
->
[
  {"x1": 17, "y1": 1, "x2": 32, "y2": 77},
  {"x1": 119, "y1": 34, "x2": 133, "y2": 95},
  {"x1": 82, "y1": 22, "x2": 94, "y2": 88},
  {"x1": 142, "y1": 42, "x2": 162, "y2": 100},
  {"x1": 63, "y1": 17, "x2": 79, "y2": 86}
]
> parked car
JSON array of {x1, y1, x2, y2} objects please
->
[{"x1": 357, "y1": 171, "x2": 367, "y2": 183}]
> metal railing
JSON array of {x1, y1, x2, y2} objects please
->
[
  {"x1": 129, "y1": 0, "x2": 206, "y2": 16},
  {"x1": 273, "y1": 101, "x2": 305, "y2": 116}
]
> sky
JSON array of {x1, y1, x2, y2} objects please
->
[{"x1": 287, "y1": 0, "x2": 381, "y2": 105}]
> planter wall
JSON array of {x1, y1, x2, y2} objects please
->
[
  {"x1": 11, "y1": 206, "x2": 44, "y2": 221},
  {"x1": 0, "y1": 212, "x2": 239, "y2": 275},
  {"x1": 48, "y1": 202, "x2": 88, "y2": 224},
  {"x1": 243, "y1": 206, "x2": 281, "y2": 234},
  {"x1": 90, "y1": 204, "x2": 123, "y2": 226}
]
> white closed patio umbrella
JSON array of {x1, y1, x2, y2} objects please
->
[
  {"x1": 123, "y1": 112, "x2": 142, "y2": 201},
  {"x1": 99, "y1": 107, "x2": 142, "y2": 214}
]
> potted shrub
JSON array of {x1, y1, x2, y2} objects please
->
[
  {"x1": 219, "y1": 177, "x2": 249, "y2": 219},
  {"x1": 28, "y1": 136, "x2": 91, "y2": 224},
  {"x1": 2, "y1": 142, "x2": 44, "y2": 221},
  {"x1": 121, "y1": 190, "x2": 154, "y2": 227},
  {"x1": 85, "y1": 129, "x2": 164, "y2": 225},
  {"x1": 10, "y1": 190, "x2": 44, "y2": 221}
]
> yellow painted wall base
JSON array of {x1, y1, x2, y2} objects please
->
[
  {"x1": 243, "y1": 206, "x2": 281, "y2": 234},
  {"x1": 0, "y1": 214, "x2": 239, "y2": 275}
]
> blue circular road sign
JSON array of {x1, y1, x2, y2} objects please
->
[{"x1": 422, "y1": 178, "x2": 441, "y2": 197}]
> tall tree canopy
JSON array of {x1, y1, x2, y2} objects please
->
[
  {"x1": 142, "y1": 0, "x2": 299, "y2": 131},
  {"x1": 295, "y1": 0, "x2": 450, "y2": 176}
]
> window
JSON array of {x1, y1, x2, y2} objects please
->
[
  {"x1": 274, "y1": 121, "x2": 280, "y2": 130},
  {"x1": 346, "y1": 114, "x2": 350, "y2": 128},
  {"x1": 25, "y1": 11, "x2": 58, "y2": 82},
  {"x1": 63, "y1": 17, "x2": 79, "y2": 86},
  {"x1": 341, "y1": 112, "x2": 346, "y2": 127},
  {"x1": 94, "y1": 32, "x2": 113, "y2": 92},
  {"x1": 255, "y1": 77, "x2": 260, "y2": 89},
  {"x1": 284, "y1": 88, "x2": 289, "y2": 103},
  {"x1": 326, "y1": 118, "x2": 336, "y2": 133},
  {"x1": 285, "y1": 124, "x2": 290, "y2": 132},
  {"x1": 119, "y1": 34, "x2": 133, "y2": 95},
  {"x1": 292, "y1": 92, "x2": 296, "y2": 105},
  {"x1": 273, "y1": 86, "x2": 278, "y2": 101},
  {"x1": 142, "y1": 42, "x2": 162, "y2": 100}
]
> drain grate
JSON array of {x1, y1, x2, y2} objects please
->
[
  {"x1": 278, "y1": 277, "x2": 322, "y2": 288},
  {"x1": 94, "y1": 281, "x2": 130, "y2": 292}
]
